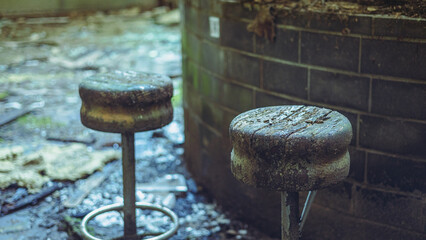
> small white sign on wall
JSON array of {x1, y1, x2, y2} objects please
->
[{"x1": 209, "y1": 16, "x2": 220, "y2": 38}]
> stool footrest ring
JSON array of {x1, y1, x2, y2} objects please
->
[{"x1": 81, "y1": 202, "x2": 179, "y2": 240}]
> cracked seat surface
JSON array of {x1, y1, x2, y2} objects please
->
[
  {"x1": 229, "y1": 105, "x2": 352, "y2": 191},
  {"x1": 79, "y1": 70, "x2": 173, "y2": 133}
]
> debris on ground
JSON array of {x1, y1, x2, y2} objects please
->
[
  {"x1": 137, "y1": 174, "x2": 188, "y2": 193},
  {"x1": 0, "y1": 6, "x2": 278, "y2": 240},
  {"x1": 0, "y1": 143, "x2": 120, "y2": 192},
  {"x1": 1, "y1": 182, "x2": 62, "y2": 215},
  {"x1": 155, "y1": 9, "x2": 180, "y2": 25},
  {"x1": 63, "y1": 161, "x2": 120, "y2": 208}
]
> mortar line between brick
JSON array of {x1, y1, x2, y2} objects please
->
[
  {"x1": 356, "y1": 114, "x2": 360, "y2": 147},
  {"x1": 235, "y1": 18, "x2": 426, "y2": 43},
  {"x1": 252, "y1": 34, "x2": 256, "y2": 53},
  {"x1": 364, "y1": 151, "x2": 368, "y2": 184},
  {"x1": 312, "y1": 202, "x2": 426, "y2": 234},
  {"x1": 189, "y1": 59, "x2": 426, "y2": 124},
  {"x1": 259, "y1": 58, "x2": 264, "y2": 89},
  {"x1": 307, "y1": 67, "x2": 311, "y2": 101},
  {"x1": 358, "y1": 37, "x2": 362, "y2": 73},
  {"x1": 252, "y1": 88, "x2": 256, "y2": 108},
  {"x1": 355, "y1": 146, "x2": 426, "y2": 163},
  {"x1": 343, "y1": 178, "x2": 424, "y2": 198},
  {"x1": 188, "y1": 107, "x2": 223, "y2": 137},
  {"x1": 368, "y1": 77, "x2": 373, "y2": 113},
  {"x1": 349, "y1": 183, "x2": 354, "y2": 214},
  {"x1": 187, "y1": 80, "x2": 241, "y2": 116},
  {"x1": 212, "y1": 44, "x2": 426, "y2": 85},
  {"x1": 298, "y1": 31, "x2": 301, "y2": 63}
]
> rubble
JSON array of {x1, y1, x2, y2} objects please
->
[
  {"x1": 0, "y1": 7, "x2": 278, "y2": 240},
  {"x1": 155, "y1": 9, "x2": 180, "y2": 26},
  {"x1": 137, "y1": 174, "x2": 188, "y2": 193},
  {"x1": 0, "y1": 143, "x2": 120, "y2": 192}
]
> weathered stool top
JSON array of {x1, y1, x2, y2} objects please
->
[
  {"x1": 79, "y1": 70, "x2": 173, "y2": 133},
  {"x1": 230, "y1": 105, "x2": 352, "y2": 191}
]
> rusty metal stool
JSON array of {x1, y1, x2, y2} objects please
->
[
  {"x1": 79, "y1": 70, "x2": 179, "y2": 240},
  {"x1": 229, "y1": 105, "x2": 352, "y2": 240}
]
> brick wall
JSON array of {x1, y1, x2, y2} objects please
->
[{"x1": 181, "y1": 0, "x2": 426, "y2": 238}]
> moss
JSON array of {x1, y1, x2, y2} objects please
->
[
  {"x1": 0, "y1": 91, "x2": 9, "y2": 101},
  {"x1": 187, "y1": 62, "x2": 199, "y2": 89},
  {"x1": 64, "y1": 215, "x2": 95, "y2": 238},
  {"x1": 17, "y1": 115, "x2": 65, "y2": 128},
  {"x1": 172, "y1": 80, "x2": 183, "y2": 107}
]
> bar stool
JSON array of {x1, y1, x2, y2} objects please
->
[
  {"x1": 229, "y1": 105, "x2": 352, "y2": 240},
  {"x1": 79, "y1": 70, "x2": 179, "y2": 240}
]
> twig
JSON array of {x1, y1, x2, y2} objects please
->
[{"x1": 1, "y1": 183, "x2": 63, "y2": 215}]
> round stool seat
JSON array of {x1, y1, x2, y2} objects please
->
[
  {"x1": 230, "y1": 105, "x2": 352, "y2": 192},
  {"x1": 79, "y1": 70, "x2": 173, "y2": 133}
]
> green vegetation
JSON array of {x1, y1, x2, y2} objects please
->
[
  {"x1": 172, "y1": 80, "x2": 183, "y2": 107},
  {"x1": 17, "y1": 115, "x2": 65, "y2": 128},
  {"x1": 0, "y1": 91, "x2": 9, "y2": 101},
  {"x1": 63, "y1": 215, "x2": 95, "y2": 239}
]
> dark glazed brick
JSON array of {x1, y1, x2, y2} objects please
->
[
  {"x1": 220, "y1": 18, "x2": 254, "y2": 53},
  {"x1": 301, "y1": 32, "x2": 360, "y2": 72},
  {"x1": 221, "y1": 82, "x2": 253, "y2": 112},
  {"x1": 399, "y1": 231, "x2": 426, "y2": 240},
  {"x1": 184, "y1": 110, "x2": 202, "y2": 175},
  {"x1": 302, "y1": 205, "x2": 365, "y2": 240},
  {"x1": 339, "y1": 111, "x2": 357, "y2": 146},
  {"x1": 255, "y1": 28, "x2": 299, "y2": 62},
  {"x1": 183, "y1": 6, "x2": 199, "y2": 36},
  {"x1": 359, "y1": 115, "x2": 426, "y2": 157},
  {"x1": 263, "y1": 61, "x2": 308, "y2": 98},
  {"x1": 201, "y1": 98, "x2": 224, "y2": 131},
  {"x1": 348, "y1": 147, "x2": 365, "y2": 182},
  {"x1": 367, "y1": 153, "x2": 426, "y2": 193},
  {"x1": 315, "y1": 181, "x2": 353, "y2": 213},
  {"x1": 200, "y1": 0, "x2": 222, "y2": 16},
  {"x1": 361, "y1": 39, "x2": 426, "y2": 81},
  {"x1": 199, "y1": 69, "x2": 221, "y2": 103},
  {"x1": 186, "y1": 61, "x2": 199, "y2": 90},
  {"x1": 222, "y1": 109, "x2": 238, "y2": 138},
  {"x1": 199, "y1": 0, "x2": 209, "y2": 9},
  {"x1": 346, "y1": 15, "x2": 372, "y2": 36},
  {"x1": 304, "y1": 204, "x2": 426, "y2": 240},
  {"x1": 275, "y1": 11, "x2": 372, "y2": 36},
  {"x1": 185, "y1": 88, "x2": 202, "y2": 116},
  {"x1": 186, "y1": 0, "x2": 200, "y2": 9},
  {"x1": 255, "y1": 91, "x2": 299, "y2": 108},
  {"x1": 199, "y1": 122, "x2": 221, "y2": 150},
  {"x1": 184, "y1": 33, "x2": 201, "y2": 62},
  {"x1": 200, "y1": 42, "x2": 225, "y2": 76},
  {"x1": 199, "y1": 12, "x2": 219, "y2": 43},
  {"x1": 222, "y1": 3, "x2": 256, "y2": 20},
  {"x1": 373, "y1": 17, "x2": 426, "y2": 39},
  {"x1": 353, "y1": 186, "x2": 423, "y2": 231},
  {"x1": 225, "y1": 51, "x2": 260, "y2": 87},
  {"x1": 371, "y1": 79, "x2": 426, "y2": 120},
  {"x1": 311, "y1": 70, "x2": 369, "y2": 111}
]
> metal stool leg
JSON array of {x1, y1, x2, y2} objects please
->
[
  {"x1": 122, "y1": 133, "x2": 137, "y2": 238},
  {"x1": 281, "y1": 192, "x2": 299, "y2": 240}
]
